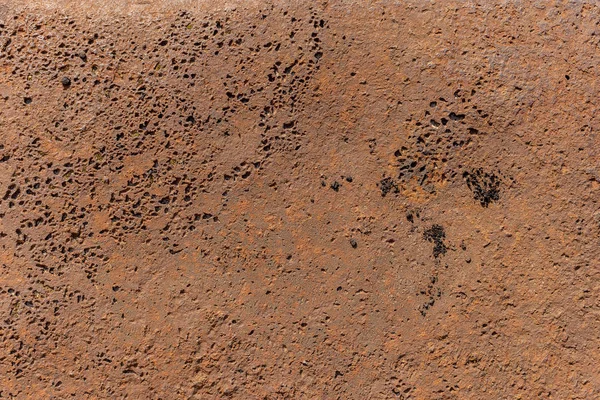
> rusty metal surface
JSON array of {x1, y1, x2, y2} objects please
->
[{"x1": 1, "y1": 1, "x2": 600, "y2": 398}]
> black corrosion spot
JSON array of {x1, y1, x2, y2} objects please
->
[
  {"x1": 463, "y1": 168, "x2": 501, "y2": 207},
  {"x1": 423, "y1": 224, "x2": 447, "y2": 258},
  {"x1": 378, "y1": 177, "x2": 398, "y2": 197}
]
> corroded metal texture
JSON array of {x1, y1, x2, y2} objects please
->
[{"x1": 1, "y1": 1, "x2": 600, "y2": 398}]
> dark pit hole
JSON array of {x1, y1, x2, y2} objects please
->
[{"x1": 449, "y1": 112, "x2": 465, "y2": 121}]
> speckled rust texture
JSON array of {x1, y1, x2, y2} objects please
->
[{"x1": 1, "y1": 1, "x2": 600, "y2": 399}]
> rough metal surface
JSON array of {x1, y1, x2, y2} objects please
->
[{"x1": 1, "y1": 1, "x2": 600, "y2": 399}]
